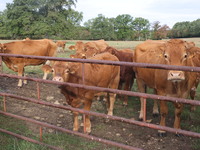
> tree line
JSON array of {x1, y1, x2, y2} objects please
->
[{"x1": 0, "y1": 0, "x2": 199, "y2": 40}]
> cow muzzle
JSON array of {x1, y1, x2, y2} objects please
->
[
  {"x1": 53, "y1": 76, "x2": 64, "y2": 82},
  {"x1": 167, "y1": 71, "x2": 185, "y2": 82}
]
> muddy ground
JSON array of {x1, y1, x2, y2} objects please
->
[{"x1": 0, "y1": 72, "x2": 197, "y2": 150}]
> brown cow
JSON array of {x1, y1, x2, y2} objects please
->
[
  {"x1": 69, "y1": 40, "x2": 108, "y2": 57},
  {"x1": 101, "y1": 47, "x2": 135, "y2": 105},
  {"x1": 134, "y1": 39, "x2": 197, "y2": 136},
  {"x1": 187, "y1": 46, "x2": 200, "y2": 111},
  {"x1": 56, "y1": 41, "x2": 66, "y2": 52},
  {"x1": 0, "y1": 39, "x2": 57, "y2": 87},
  {"x1": 52, "y1": 52, "x2": 120, "y2": 133}
]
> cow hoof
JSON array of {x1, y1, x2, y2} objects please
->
[
  {"x1": 122, "y1": 104, "x2": 128, "y2": 107},
  {"x1": 105, "y1": 118, "x2": 110, "y2": 123},
  {"x1": 153, "y1": 113, "x2": 159, "y2": 118},
  {"x1": 122, "y1": 102, "x2": 128, "y2": 106},
  {"x1": 138, "y1": 118, "x2": 143, "y2": 121},
  {"x1": 158, "y1": 132, "x2": 167, "y2": 137},
  {"x1": 175, "y1": 133, "x2": 183, "y2": 137},
  {"x1": 86, "y1": 128, "x2": 91, "y2": 134}
]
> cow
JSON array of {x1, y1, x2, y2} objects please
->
[
  {"x1": 23, "y1": 37, "x2": 31, "y2": 41},
  {"x1": 69, "y1": 40, "x2": 108, "y2": 57},
  {"x1": 70, "y1": 45, "x2": 99, "y2": 59},
  {"x1": 52, "y1": 52, "x2": 120, "y2": 133},
  {"x1": 187, "y1": 46, "x2": 200, "y2": 111},
  {"x1": 134, "y1": 39, "x2": 197, "y2": 136},
  {"x1": 56, "y1": 41, "x2": 66, "y2": 52},
  {"x1": 0, "y1": 39, "x2": 57, "y2": 87},
  {"x1": 101, "y1": 47, "x2": 135, "y2": 105}
]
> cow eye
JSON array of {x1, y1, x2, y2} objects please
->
[
  {"x1": 64, "y1": 69, "x2": 69, "y2": 74},
  {"x1": 184, "y1": 54, "x2": 187, "y2": 58},
  {"x1": 52, "y1": 68, "x2": 54, "y2": 73},
  {"x1": 164, "y1": 54, "x2": 168, "y2": 59}
]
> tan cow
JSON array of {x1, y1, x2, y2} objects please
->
[
  {"x1": 52, "y1": 52, "x2": 120, "y2": 133},
  {"x1": 0, "y1": 39, "x2": 57, "y2": 87},
  {"x1": 134, "y1": 39, "x2": 197, "y2": 136},
  {"x1": 69, "y1": 40, "x2": 108, "y2": 58},
  {"x1": 56, "y1": 41, "x2": 66, "y2": 52},
  {"x1": 187, "y1": 46, "x2": 200, "y2": 111}
]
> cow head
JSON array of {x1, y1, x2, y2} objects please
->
[
  {"x1": 160, "y1": 39, "x2": 193, "y2": 82},
  {"x1": 103, "y1": 46, "x2": 117, "y2": 55},
  {"x1": 0, "y1": 43, "x2": 7, "y2": 53},
  {"x1": 84, "y1": 45, "x2": 98, "y2": 58},
  {"x1": 52, "y1": 61, "x2": 78, "y2": 82}
]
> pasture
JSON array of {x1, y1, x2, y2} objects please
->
[{"x1": 0, "y1": 38, "x2": 200, "y2": 150}]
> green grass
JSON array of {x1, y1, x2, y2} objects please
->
[{"x1": 0, "y1": 114, "x2": 116, "y2": 150}]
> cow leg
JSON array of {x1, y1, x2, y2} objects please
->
[
  {"x1": 83, "y1": 94, "x2": 93, "y2": 133},
  {"x1": 174, "y1": 102, "x2": 184, "y2": 136},
  {"x1": 23, "y1": 73, "x2": 27, "y2": 84},
  {"x1": 107, "y1": 73, "x2": 119, "y2": 116},
  {"x1": 153, "y1": 99, "x2": 159, "y2": 117},
  {"x1": 107, "y1": 93, "x2": 116, "y2": 116},
  {"x1": 158, "y1": 100, "x2": 168, "y2": 137},
  {"x1": 190, "y1": 86, "x2": 196, "y2": 111},
  {"x1": 73, "y1": 111, "x2": 79, "y2": 131},
  {"x1": 153, "y1": 89, "x2": 159, "y2": 117},
  {"x1": 117, "y1": 81, "x2": 123, "y2": 102},
  {"x1": 136, "y1": 79, "x2": 146, "y2": 121},
  {"x1": 83, "y1": 101, "x2": 92, "y2": 133},
  {"x1": 122, "y1": 79, "x2": 131, "y2": 106},
  {"x1": 17, "y1": 64, "x2": 25, "y2": 87}
]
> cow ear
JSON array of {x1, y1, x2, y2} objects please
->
[
  {"x1": 185, "y1": 41, "x2": 195, "y2": 50},
  {"x1": 68, "y1": 63, "x2": 79, "y2": 74},
  {"x1": 158, "y1": 44, "x2": 165, "y2": 53},
  {"x1": 69, "y1": 45, "x2": 75, "y2": 50}
]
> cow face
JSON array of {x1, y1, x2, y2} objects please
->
[
  {"x1": 52, "y1": 61, "x2": 75, "y2": 82},
  {"x1": 84, "y1": 46, "x2": 98, "y2": 58},
  {"x1": 162, "y1": 40, "x2": 191, "y2": 82}
]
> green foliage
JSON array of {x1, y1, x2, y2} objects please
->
[
  {"x1": 114, "y1": 14, "x2": 134, "y2": 40},
  {"x1": 0, "y1": 0, "x2": 199, "y2": 40},
  {"x1": 171, "y1": 19, "x2": 200, "y2": 38},
  {"x1": 0, "y1": 0, "x2": 82, "y2": 39},
  {"x1": 132, "y1": 17, "x2": 150, "y2": 40},
  {"x1": 84, "y1": 14, "x2": 116, "y2": 40}
]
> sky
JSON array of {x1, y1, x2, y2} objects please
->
[{"x1": 0, "y1": 0, "x2": 199, "y2": 28}]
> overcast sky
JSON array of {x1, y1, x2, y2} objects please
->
[{"x1": 1, "y1": 0, "x2": 199, "y2": 28}]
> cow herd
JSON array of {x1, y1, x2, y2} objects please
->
[{"x1": 0, "y1": 38, "x2": 200, "y2": 137}]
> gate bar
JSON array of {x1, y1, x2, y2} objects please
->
[
  {"x1": 0, "y1": 128, "x2": 62, "y2": 150},
  {"x1": 1, "y1": 93, "x2": 200, "y2": 138},
  {"x1": 0, "y1": 111, "x2": 142, "y2": 150}
]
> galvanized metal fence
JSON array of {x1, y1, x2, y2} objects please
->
[{"x1": 0, "y1": 53, "x2": 200, "y2": 150}]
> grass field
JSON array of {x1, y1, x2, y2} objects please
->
[{"x1": 0, "y1": 38, "x2": 200, "y2": 150}]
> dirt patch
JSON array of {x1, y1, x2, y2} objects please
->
[{"x1": 0, "y1": 75, "x2": 196, "y2": 150}]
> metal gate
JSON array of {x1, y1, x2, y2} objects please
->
[{"x1": 1, "y1": 54, "x2": 200, "y2": 150}]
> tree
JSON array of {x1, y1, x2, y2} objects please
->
[
  {"x1": 114, "y1": 14, "x2": 134, "y2": 40},
  {"x1": 3, "y1": 0, "x2": 82, "y2": 39},
  {"x1": 84, "y1": 14, "x2": 116, "y2": 40},
  {"x1": 171, "y1": 21, "x2": 190, "y2": 38},
  {"x1": 0, "y1": 11, "x2": 9, "y2": 38},
  {"x1": 132, "y1": 17, "x2": 150, "y2": 40},
  {"x1": 151, "y1": 21, "x2": 170, "y2": 40}
]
